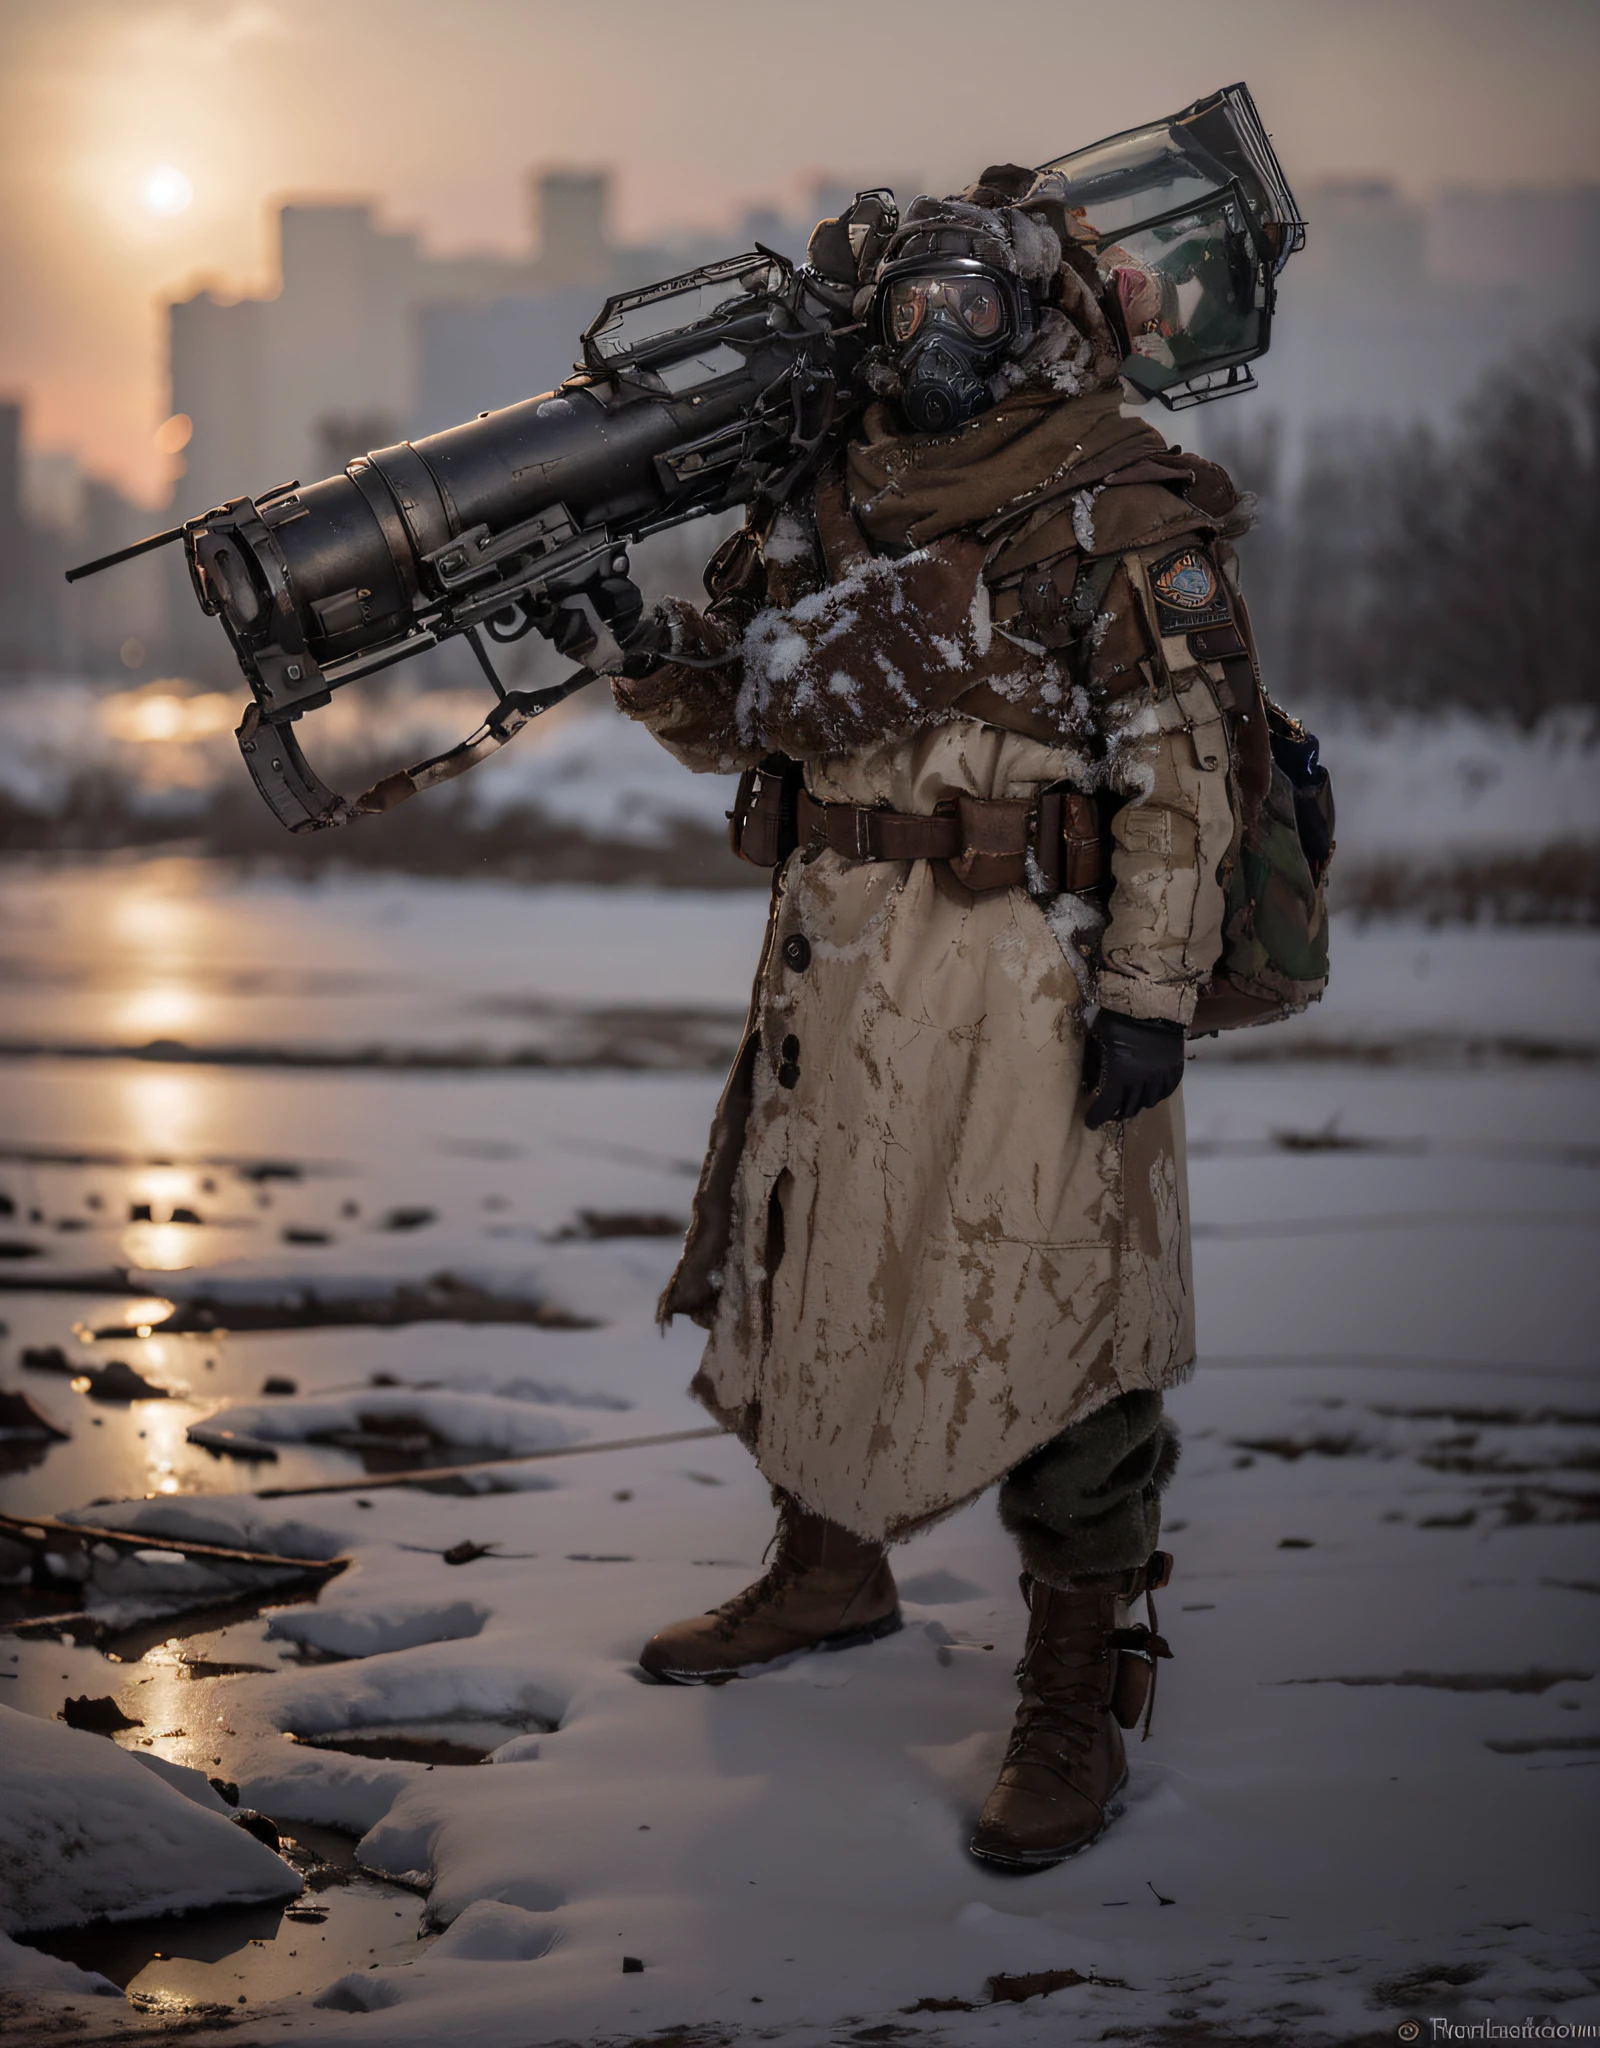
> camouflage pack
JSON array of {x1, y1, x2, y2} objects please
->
[{"x1": 1190, "y1": 695, "x2": 1334, "y2": 1035}]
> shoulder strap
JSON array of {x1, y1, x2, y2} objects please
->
[
  {"x1": 1220, "y1": 586, "x2": 1273, "y2": 823},
  {"x1": 1065, "y1": 555, "x2": 1122, "y2": 694}
]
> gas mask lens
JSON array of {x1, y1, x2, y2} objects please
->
[{"x1": 887, "y1": 274, "x2": 1007, "y2": 347}]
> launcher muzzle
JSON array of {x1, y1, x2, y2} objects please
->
[{"x1": 69, "y1": 249, "x2": 864, "y2": 832}]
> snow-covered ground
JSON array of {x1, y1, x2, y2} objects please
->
[
  {"x1": 0, "y1": 861, "x2": 1596, "y2": 2043},
  {"x1": 1, "y1": 1051, "x2": 1596, "y2": 2043},
  {"x1": 0, "y1": 1704, "x2": 301, "y2": 1938},
  {"x1": 2, "y1": 678, "x2": 1595, "y2": 898},
  {"x1": 1306, "y1": 703, "x2": 1597, "y2": 862},
  {"x1": 1, "y1": 855, "x2": 1595, "y2": 1073}
]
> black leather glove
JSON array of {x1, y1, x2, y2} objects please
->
[
  {"x1": 1082, "y1": 1009, "x2": 1187, "y2": 1130},
  {"x1": 613, "y1": 602, "x2": 672, "y2": 680}
]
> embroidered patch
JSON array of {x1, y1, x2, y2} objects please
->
[{"x1": 1150, "y1": 545, "x2": 1231, "y2": 636}]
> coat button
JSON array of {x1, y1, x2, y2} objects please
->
[
  {"x1": 777, "y1": 1062, "x2": 800, "y2": 1089},
  {"x1": 782, "y1": 933, "x2": 811, "y2": 972},
  {"x1": 781, "y1": 1034, "x2": 800, "y2": 1062}
]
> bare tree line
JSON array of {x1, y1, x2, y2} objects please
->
[{"x1": 1204, "y1": 327, "x2": 1599, "y2": 725}]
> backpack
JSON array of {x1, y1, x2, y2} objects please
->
[
  {"x1": 1189, "y1": 678, "x2": 1335, "y2": 1036},
  {"x1": 1090, "y1": 550, "x2": 1333, "y2": 1037}
]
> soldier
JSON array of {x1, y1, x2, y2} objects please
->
[{"x1": 605, "y1": 163, "x2": 1263, "y2": 1872}]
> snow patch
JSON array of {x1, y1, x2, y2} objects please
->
[
  {"x1": 1043, "y1": 890, "x2": 1107, "y2": 1006},
  {"x1": 897, "y1": 1568, "x2": 988, "y2": 1605},
  {"x1": 429, "y1": 1898, "x2": 559, "y2": 1961},
  {"x1": 313, "y1": 1970, "x2": 410, "y2": 2012},
  {"x1": 266, "y1": 1600, "x2": 490, "y2": 1661},
  {"x1": 125, "y1": 1749, "x2": 235, "y2": 1812},
  {"x1": 0, "y1": 1704, "x2": 300, "y2": 1933},
  {"x1": 187, "y1": 1388, "x2": 590, "y2": 1458},
  {"x1": 0, "y1": 1927, "x2": 119, "y2": 1998},
  {"x1": 1071, "y1": 485, "x2": 1104, "y2": 553},
  {"x1": 760, "y1": 510, "x2": 814, "y2": 566}
]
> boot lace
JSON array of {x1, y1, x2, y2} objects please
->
[
  {"x1": 1003, "y1": 1565, "x2": 1175, "y2": 1780},
  {"x1": 706, "y1": 1525, "x2": 804, "y2": 1644},
  {"x1": 1002, "y1": 1598, "x2": 1110, "y2": 1780}
]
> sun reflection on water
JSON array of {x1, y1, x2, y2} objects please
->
[
  {"x1": 121, "y1": 1222, "x2": 200, "y2": 1272},
  {"x1": 100, "y1": 691, "x2": 235, "y2": 745},
  {"x1": 140, "y1": 1400, "x2": 192, "y2": 1493},
  {"x1": 120, "y1": 1070, "x2": 207, "y2": 1156},
  {"x1": 97, "y1": 1298, "x2": 178, "y2": 1333},
  {"x1": 109, "y1": 885, "x2": 200, "y2": 956},
  {"x1": 118, "y1": 984, "x2": 205, "y2": 1040}
]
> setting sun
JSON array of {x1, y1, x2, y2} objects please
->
[{"x1": 140, "y1": 164, "x2": 193, "y2": 217}]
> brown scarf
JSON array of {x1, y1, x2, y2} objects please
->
[{"x1": 844, "y1": 386, "x2": 1173, "y2": 555}]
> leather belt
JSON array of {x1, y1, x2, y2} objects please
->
[
  {"x1": 796, "y1": 789, "x2": 962, "y2": 863},
  {"x1": 727, "y1": 756, "x2": 1107, "y2": 892},
  {"x1": 795, "y1": 786, "x2": 1106, "y2": 894}
]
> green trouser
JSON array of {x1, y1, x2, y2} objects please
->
[{"x1": 997, "y1": 1389, "x2": 1179, "y2": 1589}]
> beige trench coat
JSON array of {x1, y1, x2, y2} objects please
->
[{"x1": 617, "y1": 442, "x2": 1238, "y2": 1541}]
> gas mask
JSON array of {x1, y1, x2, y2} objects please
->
[{"x1": 872, "y1": 258, "x2": 1030, "y2": 431}]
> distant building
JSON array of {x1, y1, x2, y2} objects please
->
[
  {"x1": 0, "y1": 399, "x2": 166, "y2": 681},
  {"x1": 149, "y1": 162, "x2": 1600, "y2": 679},
  {"x1": 0, "y1": 401, "x2": 29, "y2": 672},
  {"x1": 413, "y1": 285, "x2": 601, "y2": 437},
  {"x1": 169, "y1": 196, "x2": 541, "y2": 532},
  {"x1": 1428, "y1": 183, "x2": 1600, "y2": 300},
  {"x1": 532, "y1": 170, "x2": 614, "y2": 290},
  {"x1": 166, "y1": 170, "x2": 623, "y2": 667},
  {"x1": 170, "y1": 166, "x2": 891, "y2": 506},
  {"x1": 410, "y1": 174, "x2": 866, "y2": 438},
  {"x1": 1194, "y1": 176, "x2": 1600, "y2": 466}
]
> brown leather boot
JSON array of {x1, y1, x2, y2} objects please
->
[
  {"x1": 967, "y1": 1552, "x2": 1173, "y2": 1872},
  {"x1": 638, "y1": 1494, "x2": 901, "y2": 1685}
]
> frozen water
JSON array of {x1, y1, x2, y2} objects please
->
[{"x1": 1, "y1": 860, "x2": 1596, "y2": 2040}]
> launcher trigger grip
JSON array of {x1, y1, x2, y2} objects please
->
[{"x1": 235, "y1": 701, "x2": 355, "y2": 833}]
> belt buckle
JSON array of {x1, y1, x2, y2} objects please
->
[{"x1": 853, "y1": 807, "x2": 875, "y2": 860}]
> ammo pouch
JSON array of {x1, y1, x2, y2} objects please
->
[
  {"x1": 946, "y1": 787, "x2": 1107, "y2": 894},
  {"x1": 1029, "y1": 786, "x2": 1109, "y2": 895},
  {"x1": 729, "y1": 754, "x2": 804, "y2": 868}
]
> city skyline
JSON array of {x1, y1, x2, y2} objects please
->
[{"x1": 2, "y1": 0, "x2": 1598, "y2": 503}]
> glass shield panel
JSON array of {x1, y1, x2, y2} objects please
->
[
  {"x1": 1037, "y1": 125, "x2": 1227, "y2": 241},
  {"x1": 1103, "y1": 192, "x2": 1262, "y2": 391},
  {"x1": 653, "y1": 343, "x2": 748, "y2": 395},
  {"x1": 585, "y1": 256, "x2": 787, "y2": 369}
]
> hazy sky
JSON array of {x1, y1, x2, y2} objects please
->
[{"x1": 3, "y1": 0, "x2": 1598, "y2": 503}]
